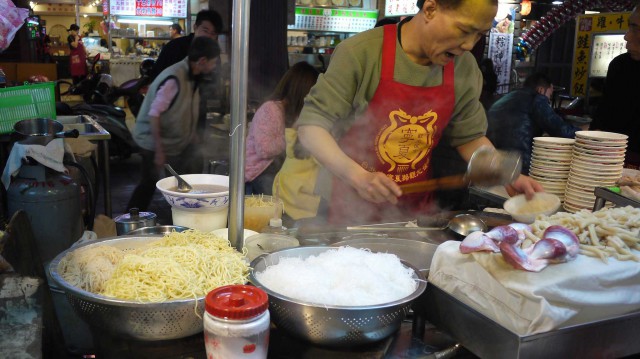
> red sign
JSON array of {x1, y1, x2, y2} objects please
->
[{"x1": 136, "y1": 0, "x2": 163, "y2": 16}]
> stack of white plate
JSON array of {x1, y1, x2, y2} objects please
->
[
  {"x1": 529, "y1": 137, "x2": 574, "y2": 202},
  {"x1": 564, "y1": 131, "x2": 628, "y2": 213}
]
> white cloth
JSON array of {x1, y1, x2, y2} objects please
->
[
  {"x1": 428, "y1": 240, "x2": 640, "y2": 335},
  {"x1": 1, "y1": 139, "x2": 66, "y2": 190}
]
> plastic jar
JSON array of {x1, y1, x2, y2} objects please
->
[{"x1": 204, "y1": 285, "x2": 270, "y2": 359}]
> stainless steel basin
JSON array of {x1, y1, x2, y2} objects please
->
[{"x1": 58, "y1": 115, "x2": 111, "y2": 140}]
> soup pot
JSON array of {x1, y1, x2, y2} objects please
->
[{"x1": 13, "y1": 118, "x2": 79, "y2": 145}]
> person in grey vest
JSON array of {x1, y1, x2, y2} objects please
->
[{"x1": 127, "y1": 36, "x2": 221, "y2": 211}]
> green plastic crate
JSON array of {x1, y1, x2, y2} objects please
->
[{"x1": 0, "y1": 82, "x2": 56, "y2": 134}]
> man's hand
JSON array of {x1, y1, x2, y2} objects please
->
[
  {"x1": 505, "y1": 174, "x2": 545, "y2": 199},
  {"x1": 349, "y1": 170, "x2": 402, "y2": 204}
]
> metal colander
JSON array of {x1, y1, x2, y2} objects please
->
[
  {"x1": 48, "y1": 235, "x2": 208, "y2": 341},
  {"x1": 249, "y1": 246, "x2": 427, "y2": 347}
]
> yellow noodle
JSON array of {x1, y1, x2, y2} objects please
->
[{"x1": 60, "y1": 230, "x2": 248, "y2": 302}]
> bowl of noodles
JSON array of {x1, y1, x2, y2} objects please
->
[
  {"x1": 503, "y1": 192, "x2": 562, "y2": 224},
  {"x1": 48, "y1": 229, "x2": 249, "y2": 341}
]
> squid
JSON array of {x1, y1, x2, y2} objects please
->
[{"x1": 459, "y1": 224, "x2": 580, "y2": 272}]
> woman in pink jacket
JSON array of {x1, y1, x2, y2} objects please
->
[{"x1": 245, "y1": 62, "x2": 319, "y2": 195}]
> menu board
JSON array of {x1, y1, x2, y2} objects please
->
[
  {"x1": 162, "y1": 0, "x2": 186, "y2": 17},
  {"x1": 571, "y1": 12, "x2": 630, "y2": 97},
  {"x1": 288, "y1": 7, "x2": 378, "y2": 33},
  {"x1": 108, "y1": 0, "x2": 186, "y2": 17},
  {"x1": 385, "y1": 0, "x2": 417, "y2": 17},
  {"x1": 589, "y1": 34, "x2": 627, "y2": 78},
  {"x1": 110, "y1": 0, "x2": 135, "y2": 15}
]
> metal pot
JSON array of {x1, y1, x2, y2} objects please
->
[
  {"x1": 114, "y1": 208, "x2": 157, "y2": 235},
  {"x1": 13, "y1": 118, "x2": 79, "y2": 145}
]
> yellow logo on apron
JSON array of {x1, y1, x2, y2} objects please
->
[{"x1": 376, "y1": 109, "x2": 438, "y2": 174}]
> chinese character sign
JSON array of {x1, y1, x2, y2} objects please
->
[
  {"x1": 136, "y1": 0, "x2": 163, "y2": 16},
  {"x1": 110, "y1": 0, "x2": 135, "y2": 15},
  {"x1": 288, "y1": 7, "x2": 378, "y2": 32},
  {"x1": 109, "y1": 0, "x2": 186, "y2": 17},
  {"x1": 589, "y1": 34, "x2": 627, "y2": 77},
  {"x1": 571, "y1": 12, "x2": 630, "y2": 97},
  {"x1": 163, "y1": 0, "x2": 186, "y2": 18},
  {"x1": 488, "y1": 32, "x2": 513, "y2": 95},
  {"x1": 385, "y1": 0, "x2": 417, "y2": 17}
]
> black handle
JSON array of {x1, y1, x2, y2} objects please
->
[{"x1": 55, "y1": 129, "x2": 80, "y2": 139}]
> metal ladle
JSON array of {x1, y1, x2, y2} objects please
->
[
  {"x1": 400, "y1": 147, "x2": 522, "y2": 194},
  {"x1": 164, "y1": 164, "x2": 193, "y2": 193},
  {"x1": 347, "y1": 214, "x2": 488, "y2": 237}
]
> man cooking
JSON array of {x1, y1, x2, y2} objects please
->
[{"x1": 296, "y1": 0, "x2": 543, "y2": 225}]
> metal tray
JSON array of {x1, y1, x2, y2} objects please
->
[{"x1": 420, "y1": 285, "x2": 640, "y2": 359}]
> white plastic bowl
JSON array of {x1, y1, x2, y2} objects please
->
[
  {"x1": 503, "y1": 192, "x2": 562, "y2": 224},
  {"x1": 245, "y1": 233, "x2": 300, "y2": 261},
  {"x1": 156, "y1": 174, "x2": 229, "y2": 211}
]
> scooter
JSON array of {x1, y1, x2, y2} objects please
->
[{"x1": 58, "y1": 56, "x2": 154, "y2": 117}]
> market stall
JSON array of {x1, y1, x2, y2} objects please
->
[{"x1": 3, "y1": 0, "x2": 640, "y2": 357}]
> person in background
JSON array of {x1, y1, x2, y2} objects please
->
[
  {"x1": 127, "y1": 37, "x2": 221, "y2": 211},
  {"x1": 486, "y1": 73, "x2": 582, "y2": 175},
  {"x1": 150, "y1": 10, "x2": 222, "y2": 81},
  {"x1": 495, "y1": 14, "x2": 513, "y2": 33},
  {"x1": 592, "y1": 2, "x2": 640, "y2": 169},
  {"x1": 245, "y1": 62, "x2": 320, "y2": 195},
  {"x1": 169, "y1": 23, "x2": 183, "y2": 39},
  {"x1": 479, "y1": 58, "x2": 498, "y2": 111},
  {"x1": 67, "y1": 24, "x2": 87, "y2": 85},
  {"x1": 295, "y1": 0, "x2": 543, "y2": 225}
]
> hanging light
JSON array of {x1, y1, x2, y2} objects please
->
[{"x1": 520, "y1": 0, "x2": 532, "y2": 16}]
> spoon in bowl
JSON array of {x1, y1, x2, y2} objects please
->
[{"x1": 164, "y1": 164, "x2": 193, "y2": 193}]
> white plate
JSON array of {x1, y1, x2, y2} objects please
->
[
  {"x1": 569, "y1": 161, "x2": 624, "y2": 173},
  {"x1": 576, "y1": 131, "x2": 628, "y2": 142},
  {"x1": 572, "y1": 146, "x2": 626, "y2": 157},
  {"x1": 533, "y1": 137, "x2": 576, "y2": 145},
  {"x1": 530, "y1": 174, "x2": 568, "y2": 184},
  {"x1": 532, "y1": 143, "x2": 574, "y2": 150},
  {"x1": 529, "y1": 164, "x2": 570, "y2": 172},
  {"x1": 572, "y1": 156, "x2": 624, "y2": 169},
  {"x1": 575, "y1": 140, "x2": 628, "y2": 149}
]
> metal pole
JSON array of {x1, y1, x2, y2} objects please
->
[{"x1": 228, "y1": 0, "x2": 251, "y2": 251}]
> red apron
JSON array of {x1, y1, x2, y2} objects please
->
[
  {"x1": 69, "y1": 39, "x2": 87, "y2": 77},
  {"x1": 328, "y1": 24, "x2": 455, "y2": 225}
]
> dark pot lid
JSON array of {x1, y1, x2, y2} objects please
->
[{"x1": 114, "y1": 207, "x2": 157, "y2": 224}]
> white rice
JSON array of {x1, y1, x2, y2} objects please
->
[{"x1": 254, "y1": 246, "x2": 418, "y2": 306}]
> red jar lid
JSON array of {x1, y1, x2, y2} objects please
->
[{"x1": 205, "y1": 285, "x2": 268, "y2": 320}]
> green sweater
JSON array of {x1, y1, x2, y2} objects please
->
[{"x1": 298, "y1": 25, "x2": 487, "y2": 147}]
